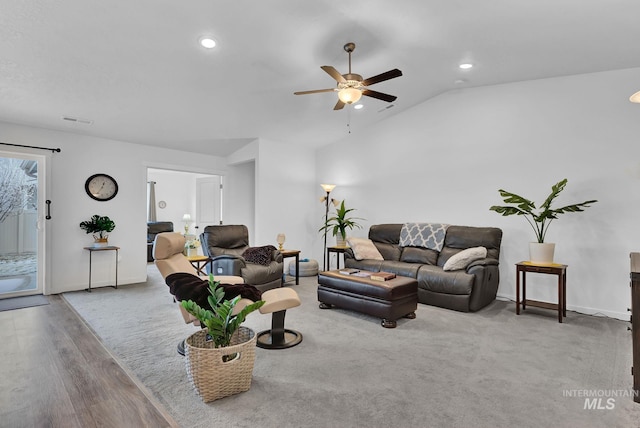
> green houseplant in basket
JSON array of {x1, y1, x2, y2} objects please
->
[
  {"x1": 318, "y1": 200, "x2": 364, "y2": 246},
  {"x1": 489, "y1": 178, "x2": 597, "y2": 263},
  {"x1": 180, "y1": 275, "x2": 265, "y2": 402}
]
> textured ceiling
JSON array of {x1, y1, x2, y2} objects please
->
[{"x1": 1, "y1": 0, "x2": 640, "y2": 156}]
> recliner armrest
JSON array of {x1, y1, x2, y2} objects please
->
[
  {"x1": 209, "y1": 254, "x2": 245, "y2": 276},
  {"x1": 272, "y1": 249, "x2": 283, "y2": 263}
]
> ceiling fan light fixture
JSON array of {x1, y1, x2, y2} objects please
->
[
  {"x1": 630, "y1": 90, "x2": 640, "y2": 103},
  {"x1": 338, "y1": 87, "x2": 362, "y2": 104},
  {"x1": 199, "y1": 37, "x2": 217, "y2": 49}
]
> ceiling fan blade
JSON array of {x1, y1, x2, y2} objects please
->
[
  {"x1": 362, "y1": 89, "x2": 397, "y2": 103},
  {"x1": 294, "y1": 88, "x2": 336, "y2": 95},
  {"x1": 362, "y1": 69, "x2": 403, "y2": 86},
  {"x1": 321, "y1": 66, "x2": 346, "y2": 83},
  {"x1": 333, "y1": 99, "x2": 345, "y2": 110}
]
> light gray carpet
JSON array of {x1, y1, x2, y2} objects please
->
[{"x1": 62, "y1": 266, "x2": 640, "y2": 428}]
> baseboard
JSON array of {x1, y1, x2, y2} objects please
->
[{"x1": 495, "y1": 293, "x2": 630, "y2": 322}]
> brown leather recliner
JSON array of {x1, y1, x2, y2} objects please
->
[{"x1": 200, "y1": 225, "x2": 283, "y2": 292}]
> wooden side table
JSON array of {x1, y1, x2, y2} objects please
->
[
  {"x1": 516, "y1": 261, "x2": 567, "y2": 323},
  {"x1": 281, "y1": 249, "x2": 301, "y2": 285},
  {"x1": 84, "y1": 246, "x2": 119, "y2": 292},
  {"x1": 327, "y1": 246, "x2": 350, "y2": 270},
  {"x1": 186, "y1": 255, "x2": 211, "y2": 276}
]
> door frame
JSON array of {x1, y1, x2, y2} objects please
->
[{"x1": 0, "y1": 150, "x2": 50, "y2": 298}]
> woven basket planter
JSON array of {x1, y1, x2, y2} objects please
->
[{"x1": 184, "y1": 326, "x2": 257, "y2": 402}]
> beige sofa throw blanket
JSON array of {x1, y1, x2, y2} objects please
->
[{"x1": 399, "y1": 223, "x2": 450, "y2": 252}]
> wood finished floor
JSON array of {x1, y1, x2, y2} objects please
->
[{"x1": 0, "y1": 295, "x2": 179, "y2": 428}]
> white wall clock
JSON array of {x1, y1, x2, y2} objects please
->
[{"x1": 158, "y1": 200, "x2": 167, "y2": 209}]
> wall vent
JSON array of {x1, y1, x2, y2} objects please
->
[{"x1": 62, "y1": 116, "x2": 93, "y2": 125}]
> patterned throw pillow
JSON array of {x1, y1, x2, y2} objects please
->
[
  {"x1": 442, "y1": 247, "x2": 487, "y2": 271},
  {"x1": 242, "y1": 245, "x2": 276, "y2": 266},
  {"x1": 346, "y1": 237, "x2": 384, "y2": 261}
]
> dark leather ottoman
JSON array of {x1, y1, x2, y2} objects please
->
[{"x1": 317, "y1": 270, "x2": 418, "y2": 328}]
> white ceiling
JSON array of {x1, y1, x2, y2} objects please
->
[{"x1": 2, "y1": 1, "x2": 640, "y2": 156}]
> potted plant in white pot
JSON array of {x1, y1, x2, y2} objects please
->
[
  {"x1": 318, "y1": 200, "x2": 364, "y2": 247},
  {"x1": 79, "y1": 214, "x2": 115, "y2": 247},
  {"x1": 180, "y1": 275, "x2": 264, "y2": 402},
  {"x1": 489, "y1": 178, "x2": 597, "y2": 263}
]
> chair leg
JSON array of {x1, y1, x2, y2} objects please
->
[{"x1": 257, "y1": 310, "x2": 303, "y2": 349}]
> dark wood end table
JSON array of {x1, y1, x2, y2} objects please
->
[
  {"x1": 186, "y1": 255, "x2": 211, "y2": 276},
  {"x1": 326, "y1": 246, "x2": 350, "y2": 270},
  {"x1": 516, "y1": 261, "x2": 567, "y2": 323},
  {"x1": 281, "y1": 249, "x2": 301, "y2": 285},
  {"x1": 83, "y1": 246, "x2": 119, "y2": 292}
]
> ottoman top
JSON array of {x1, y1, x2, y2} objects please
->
[{"x1": 318, "y1": 270, "x2": 417, "y2": 301}]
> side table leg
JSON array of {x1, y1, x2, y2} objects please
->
[
  {"x1": 86, "y1": 251, "x2": 92, "y2": 292},
  {"x1": 516, "y1": 268, "x2": 520, "y2": 315},
  {"x1": 295, "y1": 254, "x2": 299, "y2": 285},
  {"x1": 522, "y1": 271, "x2": 527, "y2": 310},
  {"x1": 115, "y1": 249, "x2": 119, "y2": 289},
  {"x1": 563, "y1": 271, "x2": 567, "y2": 317}
]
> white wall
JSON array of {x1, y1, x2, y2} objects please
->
[
  {"x1": 315, "y1": 67, "x2": 640, "y2": 320},
  {"x1": 255, "y1": 139, "x2": 317, "y2": 261},
  {"x1": 0, "y1": 121, "x2": 229, "y2": 293}
]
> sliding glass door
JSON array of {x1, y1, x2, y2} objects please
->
[{"x1": 0, "y1": 151, "x2": 45, "y2": 298}]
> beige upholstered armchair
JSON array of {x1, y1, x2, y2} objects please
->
[{"x1": 200, "y1": 225, "x2": 283, "y2": 291}]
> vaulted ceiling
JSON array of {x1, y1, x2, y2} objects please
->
[{"x1": 2, "y1": 1, "x2": 640, "y2": 156}]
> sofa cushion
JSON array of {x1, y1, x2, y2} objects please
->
[
  {"x1": 400, "y1": 246, "x2": 438, "y2": 265},
  {"x1": 379, "y1": 261, "x2": 421, "y2": 278},
  {"x1": 417, "y1": 265, "x2": 474, "y2": 295},
  {"x1": 438, "y1": 225, "x2": 502, "y2": 266},
  {"x1": 443, "y1": 247, "x2": 487, "y2": 271},
  {"x1": 347, "y1": 237, "x2": 384, "y2": 261}
]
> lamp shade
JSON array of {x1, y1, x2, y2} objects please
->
[
  {"x1": 182, "y1": 213, "x2": 192, "y2": 222},
  {"x1": 338, "y1": 87, "x2": 362, "y2": 104},
  {"x1": 630, "y1": 91, "x2": 640, "y2": 103},
  {"x1": 320, "y1": 183, "x2": 336, "y2": 193}
]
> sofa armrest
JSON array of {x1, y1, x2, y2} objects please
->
[{"x1": 466, "y1": 258, "x2": 499, "y2": 271}]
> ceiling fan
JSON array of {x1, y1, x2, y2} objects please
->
[{"x1": 294, "y1": 42, "x2": 402, "y2": 110}]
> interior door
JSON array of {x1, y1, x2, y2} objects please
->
[
  {"x1": 0, "y1": 151, "x2": 46, "y2": 298},
  {"x1": 196, "y1": 176, "x2": 222, "y2": 230}
]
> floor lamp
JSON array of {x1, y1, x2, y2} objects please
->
[{"x1": 320, "y1": 184, "x2": 336, "y2": 271}]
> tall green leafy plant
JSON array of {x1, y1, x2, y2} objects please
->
[
  {"x1": 489, "y1": 178, "x2": 597, "y2": 243},
  {"x1": 318, "y1": 200, "x2": 364, "y2": 240},
  {"x1": 181, "y1": 275, "x2": 265, "y2": 350}
]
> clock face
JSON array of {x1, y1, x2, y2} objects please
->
[{"x1": 85, "y1": 174, "x2": 118, "y2": 201}]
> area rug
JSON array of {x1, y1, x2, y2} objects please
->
[
  {"x1": 0, "y1": 294, "x2": 49, "y2": 312},
  {"x1": 62, "y1": 266, "x2": 640, "y2": 428}
]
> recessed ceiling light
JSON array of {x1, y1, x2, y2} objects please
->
[
  {"x1": 630, "y1": 90, "x2": 640, "y2": 103},
  {"x1": 354, "y1": 104, "x2": 364, "y2": 110},
  {"x1": 199, "y1": 37, "x2": 217, "y2": 49},
  {"x1": 454, "y1": 79, "x2": 467, "y2": 84},
  {"x1": 459, "y1": 63, "x2": 473, "y2": 69}
]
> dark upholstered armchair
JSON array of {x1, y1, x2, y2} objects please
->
[
  {"x1": 147, "y1": 221, "x2": 174, "y2": 262},
  {"x1": 200, "y1": 225, "x2": 283, "y2": 292}
]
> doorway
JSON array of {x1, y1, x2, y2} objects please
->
[
  {"x1": 147, "y1": 168, "x2": 223, "y2": 254},
  {"x1": 0, "y1": 152, "x2": 46, "y2": 298}
]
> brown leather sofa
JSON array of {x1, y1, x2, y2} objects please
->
[
  {"x1": 200, "y1": 225, "x2": 283, "y2": 292},
  {"x1": 344, "y1": 224, "x2": 502, "y2": 312}
]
